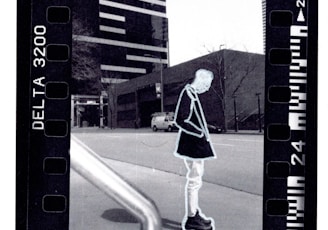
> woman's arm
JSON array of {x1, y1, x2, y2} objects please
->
[{"x1": 174, "y1": 89, "x2": 204, "y2": 138}]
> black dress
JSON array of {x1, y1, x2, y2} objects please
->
[{"x1": 174, "y1": 85, "x2": 216, "y2": 159}]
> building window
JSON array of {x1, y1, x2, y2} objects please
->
[{"x1": 118, "y1": 92, "x2": 136, "y2": 105}]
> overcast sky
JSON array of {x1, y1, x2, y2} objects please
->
[{"x1": 166, "y1": 0, "x2": 264, "y2": 66}]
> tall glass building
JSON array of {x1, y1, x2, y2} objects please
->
[{"x1": 73, "y1": 0, "x2": 169, "y2": 85}]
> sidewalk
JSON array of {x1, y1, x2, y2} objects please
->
[{"x1": 70, "y1": 157, "x2": 262, "y2": 230}]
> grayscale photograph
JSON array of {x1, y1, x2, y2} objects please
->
[{"x1": 69, "y1": 0, "x2": 265, "y2": 229}]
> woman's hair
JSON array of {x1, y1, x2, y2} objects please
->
[{"x1": 193, "y1": 69, "x2": 214, "y2": 83}]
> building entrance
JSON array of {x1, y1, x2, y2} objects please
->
[
  {"x1": 139, "y1": 100, "x2": 161, "y2": 128},
  {"x1": 71, "y1": 95, "x2": 108, "y2": 128}
]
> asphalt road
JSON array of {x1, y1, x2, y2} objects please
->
[{"x1": 72, "y1": 129, "x2": 263, "y2": 195}]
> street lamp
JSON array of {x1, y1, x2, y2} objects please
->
[{"x1": 256, "y1": 92, "x2": 262, "y2": 133}]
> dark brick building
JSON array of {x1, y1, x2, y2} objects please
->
[{"x1": 109, "y1": 49, "x2": 265, "y2": 130}]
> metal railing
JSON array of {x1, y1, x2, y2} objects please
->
[{"x1": 70, "y1": 135, "x2": 162, "y2": 230}]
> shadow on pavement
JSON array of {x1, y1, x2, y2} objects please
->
[
  {"x1": 101, "y1": 208, "x2": 139, "y2": 223},
  {"x1": 162, "y1": 218, "x2": 182, "y2": 230},
  {"x1": 101, "y1": 208, "x2": 182, "y2": 229}
]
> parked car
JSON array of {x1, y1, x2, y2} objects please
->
[
  {"x1": 207, "y1": 124, "x2": 223, "y2": 133},
  {"x1": 151, "y1": 113, "x2": 177, "y2": 132}
]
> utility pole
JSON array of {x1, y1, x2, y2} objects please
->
[
  {"x1": 99, "y1": 94, "x2": 104, "y2": 128},
  {"x1": 160, "y1": 63, "x2": 164, "y2": 112},
  {"x1": 256, "y1": 92, "x2": 262, "y2": 133},
  {"x1": 233, "y1": 95, "x2": 238, "y2": 132},
  {"x1": 144, "y1": 54, "x2": 165, "y2": 112}
]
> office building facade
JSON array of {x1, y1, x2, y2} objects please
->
[
  {"x1": 71, "y1": 0, "x2": 169, "y2": 127},
  {"x1": 72, "y1": 0, "x2": 169, "y2": 85}
]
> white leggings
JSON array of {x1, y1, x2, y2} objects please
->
[{"x1": 184, "y1": 159, "x2": 204, "y2": 217}]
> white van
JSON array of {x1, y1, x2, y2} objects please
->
[{"x1": 151, "y1": 112, "x2": 176, "y2": 132}]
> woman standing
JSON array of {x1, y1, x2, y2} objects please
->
[{"x1": 174, "y1": 69, "x2": 216, "y2": 230}]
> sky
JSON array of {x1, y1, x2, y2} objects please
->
[{"x1": 166, "y1": 0, "x2": 264, "y2": 66}]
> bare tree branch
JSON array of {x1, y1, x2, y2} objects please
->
[
  {"x1": 203, "y1": 45, "x2": 259, "y2": 131},
  {"x1": 231, "y1": 56, "x2": 257, "y2": 96},
  {"x1": 71, "y1": 12, "x2": 103, "y2": 95}
]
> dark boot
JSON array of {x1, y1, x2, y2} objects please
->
[
  {"x1": 184, "y1": 210, "x2": 212, "y2": 230},
  {"x1": 195, "y1": 210, "x2": 212, "y2": 225}
]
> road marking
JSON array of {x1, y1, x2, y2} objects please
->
[
  {"x1": 106, "y1": 135, "x2": 126, "y2": 138},
  {"x1": 227, "y1": 138, "x2": 263, "y2": 143},
  {"x1": 212, "y1": 143, "x2": 234, "y2": 147},
  {"x1": 140, "y1": 140, "x2": 168, "y2": 148}
]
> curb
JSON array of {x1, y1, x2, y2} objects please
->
[{"x1": 224, "y1": 130, "x2": 264, "y2": 135}]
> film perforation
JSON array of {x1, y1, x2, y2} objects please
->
[
  {"x1": 46, "y1": 44, "x2": 70, "y2": 61},
  {"x1": 267, "y1": 124, "x2": 291, "y2": 141},
  {"x1": 42, "y1": 195, "x2": 67, "y2": 213},
  {"x1": 270, "y1": 10, "x2": 293, "y2": 27},
  {"x1": 44, "y1": 119, "x2": 68, "y2": 137},
  {"x1": 267, "y1": 161, "x2": 290, "y2": 178},
  {"x1": 269, "y1": 48, "x2": 292, "y2": 65},
  {"x1": 44, "y1": 157, "x2": 67, "y2": 175},
  {"x1": 266, "y1": 199, "x2": 290, "y2": 216},
  {"x1": 47, "y1": 6, "x2": 71, "y2": 24},
  {"x1": 45, "y1": 82, "x2": 69, "y2": 99},
  {"x1": 268, "y1": 86, "x2": 291, "y2": 103}
]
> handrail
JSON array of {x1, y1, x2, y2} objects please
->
[{"x1": 70, "y1": 135, "x2": 162, "y2": 230}]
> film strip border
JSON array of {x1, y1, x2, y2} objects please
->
[
  {"x1": 16, "y1": 0, "x2": 318, "y2": 229},
  {"x1": 17, "y1": 0, "x2": 71, "y2": 229},
  {"x1": 264, "y1": 0, "x2": 317, "y2": 229}
]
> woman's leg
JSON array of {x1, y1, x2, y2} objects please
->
[{"x1": 184, "y1": 159, "x2": 204, "y2": 217}]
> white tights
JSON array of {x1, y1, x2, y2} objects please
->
[{"x1": 184, "y1": 159, "x2": 204, "y2": 217}]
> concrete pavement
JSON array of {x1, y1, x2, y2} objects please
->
[
  {"x1": 72, "y1": 129, "x2": 263, "y2": 196},
  {"x1": 69, "y1": 143, "x2": 262, "y2": 230}
]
